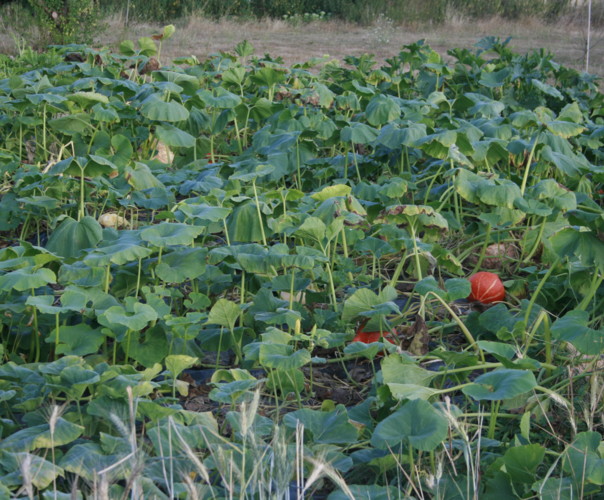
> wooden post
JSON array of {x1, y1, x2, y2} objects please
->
[{"x1": 586, "y1": 0, "x2": 592, "y2": 72}]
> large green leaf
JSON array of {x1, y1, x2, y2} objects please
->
[
  {"x1": 227, "y1": 201, "x2": 268, "y2": 243},
  {"x1": 0, "y1": 419, "x2": 83, "y2": 452},
  {"x1": 155, "y1": 247, "x2": 207, "y2": 283},
  {"x1": 342, "y1": 286, "x2": 398, "y2": 322},
  {"x1": 210, "y1": 243, "x2": 316, "y2": 273},
  {"x1": 140, "y1": 94, "x2": 189, "y2": 122},
  {"x1": 414, "y1": 276, "x2": 470, "y2": 301},
  {"x1": 99, "y1": 302, "x2": 158, "y2": 331},
  {"x1": 84, "y1": 231, "x2": 152, "y2": 266},
  {"x1": 328, "y1": 486, "x2": 402, "y2": 500},
  {"x1": 455, "y1": 169, "x2": 521, "y2": 209},
  {"x1": 479, "y1": 67, "x2": 511, "y2": 88},
  {"x1": 550, "y1": 227, "x2": 604, "y2": 272},
  {"x1": 207, "y1": 298, "x2": 240, "y2": 331},
  {"x1": 47, "y1": 324, "x2": 105, "y2": 356},
  {"x1": 165, "y1": 355, "x2": 198, "y2": 378},
  {"x1": 153, "y1": 69, "x2": 199, "y2": 94},
  {"x1": 178, "y1": 203, "x2": 231, "y2": 222},
  {"x1": 365, "y1": 94, "x2": 401, "y2": 126},
  {"x1": 311, "y1": 184, "x2": 352, "y2": 202},
  {"x1": 375, "y1": 122, "x2": 427, "y2": 148},
  {"x1": 465, "y1": 92, "x2": 505, "y2": 118},
  {"x1": 110, "y1": 134, "x2": 134, "y2": 166},
  {"x1": 60, "y1": 443, "x2": 122, "y2": 481},
  {"x1": 502, "y1": 444, "x2": 546, "y2": 486},
  {"x1": 48, "y1": 113, "x2": 92, "y2": 135},
  {"x1": 545, "y1": 120, "x2": 585, "y2": 139},
  {"x1": 0, "y1": 452, "x2": 64, "y2": 489},
  {"x1": 249, "y1": 66, "x2": 287, "y2": 89},
  {"x1": 531, "y1": 78, "x2": 563, "y2": 99},
  {"x1": 296, "y1": 216, "x2": 327, "y2": 244},
  {"x1": 92, "y1": 102, "x2": 119, "y2": 122},
  {"x1": 26, "y1": 292, "x2": 86, "y2": 315},
  {"x1": 477, "y1": 179, "x2": 521, "y2": 208},
  {"x1": 259, "y1": 344, "x2": 310, "y2": 370},
  {"x1": 59, "y1": 365, "x2": 100, "y2": 389},
  {"x1": 51, "y1": 155, "x2": 116, "y2": 178},
  {"x1": 371, "y1": 399, "x2": 448, "y2": 451},
  {"x1": 380, "y1": 204, "x2": 448, "y2": 229},
  {"x1": 125, "y1": 162, "x2": 165, "y2": 190},
  {"x1": 140, "y1": 222, "x2": 205, "y2": 247},
  {"x1": 462, "y1": 369, "x2": 537, "y2": 401},
  {"x1": 562, "y1": 432, "x2": 604, "y2": 487},
  {"x1": 197, "y1": 87, "x2": 242, "y2": 109},
  {"x1": 68, "y1": 91, "x2": 109, "y2": 107},
  {"x1": 381, "y1": 355, "x2": 436, "y2": 387},
  {"x1": 46, "y1": 216, "x2": 102, "y2": 259},
  {"x1": 343, "y1": 340, "x2": 393, "y2": 359},
  {"x1": 255, "y1": 308, "x2": 302, "y2": 329},
  {"x1": 230, "y1": 163, "x2": 275, "y2": 183},
  {"x1": 155, "y1": 123, "x2": 195, "y2": 148},
  {"x1": 415, "y1": 130, "x2": 457, "y2": 158},
  {"x1": 551, "y1": 310, "x2": 604, "y2": 355},
  {"x1": 341, "y1": 122, "x2": 379, "y2": 144},
  {"x1": 128, "y1": 325, "x2": 169, "y2": 367},
  {"x1": 283, "y1": 407, "x2": 358, "y2": 444},
  {"x1": 0, "y1": 266, "x2": 56, "y2": 292},
  {"x1": 541, "y1": 146, "x2": 582, "y2": 178},
  {"x1": 382, "y1": 355, "x2": 439, "y2": 400}
]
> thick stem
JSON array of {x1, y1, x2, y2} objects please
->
[
  {"x1": 134, "y1": 257, "x2": 142, "y2": 298},
  {"x1": 408, "y1": 220, "x2": 423, "y2": 281},
  {"x1": 520, "y1": 133, "x2": 540, "y2": 196},
  {"x1": 124, "y1": 329, "x2": 132, "y2": 364},
  {"x1": 252, "y1": 179, "x2": 268, "y2": 246},
  {"x1": 296, "y1": 139, "x2": 302, "y2": 190},
  {"x1": 471, "y1": 224, "x2": 492, "y2": 273},
  {"x1": 351, "y1": 140, "x2": 362, "y2": 183},
  {"x1": 524, "y1": 257, "x2": 559, "y2": 327},
  {"x1": 577, "y1": 273, "x2": 603, "y2": 312},
  {"x1": 79, "y1": 171, "x2": 85, "y2": 221},
  {"x1": 487, "y1": 401, "x2": 501, "y2": 440},
  {"x1": 54, "y1": 313, "x2": 60, "y2": 359},
  {"x1": 522, "y1": 218, "x2": 546, "y2": 264}
]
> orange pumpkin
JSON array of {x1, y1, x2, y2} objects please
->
[
  {"x1": 468, "y1": 272, "x2": 506, "y2": 304},
  {"x1": 352, "y1": 327, "x2": 396, "y2": 345}
]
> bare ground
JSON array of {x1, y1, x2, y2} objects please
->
[
  {"x1": 107, "y1": 16, "x2": 602, "y2": 77},
  {"x1": 0, "y1": 15, "x2": 602, "y2": 78}
]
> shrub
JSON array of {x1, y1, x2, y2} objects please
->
[
  {"x1": 26, "y1": 0, "x2": 103, "y2": 45},
  {"x1": 449, "y1": 0, "x2": 571, "y2": 21},
  {"x1": 100, "y1": 0, "x2": 250, "y2": 22},
  {"x1": 93, "y1": 0, "x2": 573, "y2": 25}
]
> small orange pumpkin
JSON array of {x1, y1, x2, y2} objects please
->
[
  {"x1": 468, "y1": 272, "x2": 506, "y2": 304},
  {"x1": 352, "y1": 327, "x2": 396, "y2": 345}
]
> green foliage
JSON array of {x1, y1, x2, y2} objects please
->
[
  {"x1": 97, "y1": 0, "x2": 571, "y2": 23},
  {"x1": 26, "y1": 0, "x2": 103, "y2": 44},
  {"x1": 0, "y1": 44, "x2": 63, "y2": 78},
  {"x1": 0, "y1": 28, "x2": 602, "y2": 497},
  {"x1": 100, "y1": 0, "x2": 201, "y2": 23},
  {"x1": 450, "y1": 0, "x2": 571, "y2": 20}
]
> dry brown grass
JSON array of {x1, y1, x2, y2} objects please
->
[
  {"x1": 93, "y1": 15, "x2": 604, "y2": 77},
  {"x1": 0, "y1": 13, "x2": 602, "y2": 78}
]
